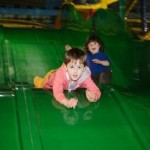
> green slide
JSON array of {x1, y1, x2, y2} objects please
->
[{"x1": 0, "y1": 4, "x2": 150, "y2": 150}]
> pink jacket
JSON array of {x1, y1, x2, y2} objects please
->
[{"x1": 44, "y1": 64, "x2": 101, "y2": 103}]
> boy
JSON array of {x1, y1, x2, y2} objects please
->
[{"x1": 34, "y1": 48, "x2": 101, "y2": 108}]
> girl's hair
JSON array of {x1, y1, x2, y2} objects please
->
[
  {"x1": 64, "y1": 48, "x2": 86, "y2": 66},
  {"x1": 85, "y1": 35, "x2": 104, "y2": 53}
]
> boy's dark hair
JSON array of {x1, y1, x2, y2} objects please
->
[
  {"x1": 85, "y1": 35, "x2": 104, "y2": 53},
  {"x1": 64, "y1": 48, "x2": 86, "y2": 66}
]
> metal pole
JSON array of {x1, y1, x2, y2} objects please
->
[
  {"x1": 119, "y1": 0, "x2": 126, "y2": 19},
  {"x1": 139, "y1": 0, "x2": 148, "y2": 33}
]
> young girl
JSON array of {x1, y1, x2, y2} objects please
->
[
  {"x1": 65, "y1": 35, "x2": 112, "y2": 85},
  {"x1": 34, "y1": 48, "x2": 101, "y2": 109},
  {"x1": 84, "y1": 35, "x2": 112, "y2": 85}
]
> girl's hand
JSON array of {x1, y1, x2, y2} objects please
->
[
  {"x1": 92, "y1": 59, "x2": 101, "y2": 64},
  {"x1": 65, "y1": 45, "x2": 72, "y2": 51},
  {"x1": 86, "y1": 90, "x2": 97, "y2": 102},
  {"x1": 92, "y1": 59, "x2": 110, "y2": 66}
]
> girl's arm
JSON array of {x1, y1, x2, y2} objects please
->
[{"x1": 92, "y1": 59, "x2": 110, "y2": 66}]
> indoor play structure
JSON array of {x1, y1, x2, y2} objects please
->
[{"x1": 0, "y1": 1, "x2": 150, "y2": 150}]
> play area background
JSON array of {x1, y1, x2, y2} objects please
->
[{"x1": 0, "y1": 3, "x2": 150, "y2": 150}]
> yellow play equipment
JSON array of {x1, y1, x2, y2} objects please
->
[
  {"x1": 63, "y1": 0, "x2": 118, "y2": 19},
  {"x1": 72, "y1": 0, "x2": 118, "y2": 9},
  {"x1": 54, "y1": 0, "x2": 118, "y2": 29}
]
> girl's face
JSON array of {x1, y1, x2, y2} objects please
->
[
  {"x1": 66, "y1": 59, "x2": 85, "y2": 81},
  {"x1": 88, "y1": 41, "x2": 100, "y2": 54}
]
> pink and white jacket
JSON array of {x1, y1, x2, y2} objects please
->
[{"x1": 44, "y1": 64, "x2": 101, "y2": 103}]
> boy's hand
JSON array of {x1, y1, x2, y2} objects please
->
[
  {"x1": 68, "y1": 98, "x2": 78, "y2": 108},
  {"x1": 61, "y1": 98, "x2": 78, "y2": 108},
  {"x1": 86, "y1": 90, "x2": 97, "y2": 102}
]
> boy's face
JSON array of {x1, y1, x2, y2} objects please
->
[
  {"x1": 66, "y1": 59, "x2": 85, "y2": 81},
  {"x1": 88, "y1": 41, "x2": 100, "y2": 54}
]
